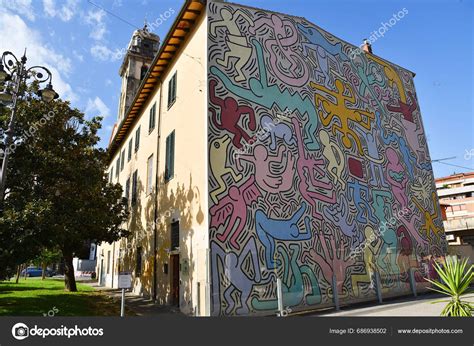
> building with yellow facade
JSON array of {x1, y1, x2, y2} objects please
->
[{"x1": 96, "y1": 0, "x2": 446, "y2": 316}]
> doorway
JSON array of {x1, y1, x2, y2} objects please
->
[{"x1": 170, "y1": 254, "x2": 180, "y2": 306}]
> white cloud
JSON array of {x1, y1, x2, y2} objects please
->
[
  {"x1": 42, "y1": 0, "x2": 78, "y2": 22},
  {"x1": 72, "y1": 50, "x2": 84, "y2": 62},
  {"x1": 0, "y1": 11, "x2": 78, "y2": 103},
  {"x1": 90, "y1": 44, "x2": 124, "y2": 62},
  {"x1": 85, "y1": 97, "x2": 111, "y2": 119},
  {"x1": 0, "y1": 0, "x2": 35, "y2": 21},
  {"x1": 105, "y1": 79, "x2": 113, "y2": 86},
  {"x1": 84, "y1": 9, "x2": 107, "y2": 41}
]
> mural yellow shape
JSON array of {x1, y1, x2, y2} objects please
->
[
  {"x1": 350, "y1": 226, "x2": 383, "y2": 297},
  {"x1": 311, "y1": 79, "x2": 375, "y2": 156},
  {"x1": 210, "y1": 135, "x2": 242, "y2": 204},
  {"x1": 412, "y1": 192, "x2": 443, "y2": 242}
]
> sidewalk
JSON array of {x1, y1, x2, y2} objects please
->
[
  {"x1": 85, "y1": 281, "x2": 184, "y2": 317},
  {"x1": 311, "y1": 292, "x2": 474, "y2": 317}
]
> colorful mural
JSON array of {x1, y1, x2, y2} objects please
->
[{"x1": 207, "y1": 2, "x2": 446, "y2": 316}]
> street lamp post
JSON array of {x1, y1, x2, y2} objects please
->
[{"x1": 0, "y1": 50, "x2": 58, "y2": 207}]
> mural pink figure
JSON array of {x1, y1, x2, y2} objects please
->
[
  {"x1": 292, "y1": 117, "x2": 335, "y2": 219},
  {"x1": 399, "y1": 210, "x2": 429, "y2": 255},
  {"x1": 237, "y1": 144, "x2": 295, "y2": 216},
  {"x1": 249, "y1": 14, "x2": 309, "y2": 87},
  {"x1": 210, "y1": 176, "x2": 261, "y2": 250},
  {"x1": 237, "y1": 144, "x2": 295, "y2": 193},
  {"x1": 209, "y1": 79, "x2": 256, "y2": 149},
  {"x1": 385, "y1": 147, "x2": 409, "y2": 209}
]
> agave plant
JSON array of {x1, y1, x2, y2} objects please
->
[{"x1": 425, "y1": 257, "x2": 473, "y2": 317}]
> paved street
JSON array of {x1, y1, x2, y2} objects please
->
[
  {"x1": 313, "y1": 292, "x2": 474, "y2": 317},
  {"x1": 84, "y1": 281, "x2": 183, "y2": 316}
]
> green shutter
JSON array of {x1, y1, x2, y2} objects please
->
[
  {"x1": 170, "y1": 131, "x2": 175, "y2": 178},
  {"x1": 168, "y1": 79, "x2": 172, "y2": 106},
  {"x1": 165, "y1": 135, "x2": 170, "y2": 180}
]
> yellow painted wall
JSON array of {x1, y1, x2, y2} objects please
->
[{"x1": 97, "y1": 10, "x2": 208, "y2": 315}]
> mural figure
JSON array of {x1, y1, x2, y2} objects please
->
[
  {"x1": 250, "y1": 14, "x2": 309, "y2": 87},
  {"x1": 311, "y1": 78, "x2": 375, "y2": 155},
  {"x1": 252, "y1": 244, "x2": 321, "y2": 310},
  {"x1": 351, "y1": 226, "x2": 382, "y2": 298},
  {"x1": 293, "y1": 117, "x2": 335, "y2": 219},
  {"x1": 210, "y1": 176, "x2": 261, "y2": 249},
  {"x1": 319, "y1": 129, "x2": 346, "y2": 189},
  {"x1": 255, "y1": 202, "x2": 312, "y2": 269},
  {"x1": 348, "y1": 179, "x2": 377, "y2": 224},
  {"x1": 211, "y1": 238, "x2": 261, "y2": 315},
  {"x1": 209, "y1": 135, "x2": 242, "y2": 203},
  {"x1": 209, "y1": 7, "x2": 253, "y2": 82},
  {"x1": 209, "y1": 79, "x2": 256, "y2": 149},
  {"x1": 354, "y1": 125, "x2": 388, "y2": 188},
  {"x1": 385, "y1": 147, "x2": 409, "y2": 209},
  {"x1": 323, "y1": 197, "x2": 359, "y2": 247},
  {"x1": 412, "y1": 192, "x2": 444, "y2": 241},
  {"x1": 259, "y1": 114, "x2": 296, "y2": 150}
]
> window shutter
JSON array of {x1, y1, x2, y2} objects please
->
[
  {"x1": 165, "y1": 135, "x2": 170, "y2": 180},
  {"x1": 170, "y1": 131, "x2": 175, "y2": 178}
]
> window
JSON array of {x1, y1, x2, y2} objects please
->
[
  {"x1": 125, "y1": 177, "x2": 130, "y2": 205},
  {"x1": 115, "y1": 159, "x2": 120, "y2": 178},
  {"x1": 171, "y1": 221, "x2": 179, "y2": 250},
  {"x1": 136, "y1": 246, "x2": 142, "y2": 277},
  {"x1": 120, "y1": 149, "x2": 125, "y2": 172},
  {"x1": 167, "y1": 72, "x2": 177, "y2": 108},
  {"x1": 165, "y1": 131, "x2": 175, "y2": 182},
  {"x1": 109, "y1": 169, "x2": 113, "y2": 183},
  {"x1": 147, "y1": 154, "x2": 154, "y2": 195},
  {"x1": 106, "y1": 251, "x2": 111, "y2": 274},
  {"x1": 131, "y1": 170, "x2": 138, "y2": 206},
  {"x1": 128, "y1": 139, "x2": 133, "y2": 162},
  {"x1": 149, "y1": 103, "x2": 156, "y2": 133},
  {"x1": 135, "y1": 126, "x2": 141, "y2": 153},
  {"x1": 140, "y1": 65, "x2": 148, "y2": 80}
]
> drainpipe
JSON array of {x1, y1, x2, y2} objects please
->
[
  {"x1": 112, "y1": 242, "x2": 115, "y2": 288},
  {"x1": 153, "y1": 82, "x2": 163, "y2": 302}
]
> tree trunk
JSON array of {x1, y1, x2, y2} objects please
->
[
  {"x1": 41, "y1": 262, "x2": 46, "y2": 280},
  {"x1": 15, "y1": 265, "x2": 21, "y2": 284},
  {"x1": 63, "y1": 253, "x2": 77, "y2": 292}
]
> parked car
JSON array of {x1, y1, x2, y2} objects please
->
[{"x1": 20, "y1": 267, "x2": 54, "y2": 277}]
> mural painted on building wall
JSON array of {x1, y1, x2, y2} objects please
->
[{"x1": 207, "y1": 2, "x2": 446, "y2": 316}]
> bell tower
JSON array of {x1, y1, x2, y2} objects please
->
[{"x1": 117, "y1": 25, "x2": 160, "y2": 123}]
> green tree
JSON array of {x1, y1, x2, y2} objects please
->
[
  {"x1": 34, "y1": 247, "x2": 62, "y2": 280},
  {"x1": 0, "y1": 89, "x2": 128, "y2": 291}
]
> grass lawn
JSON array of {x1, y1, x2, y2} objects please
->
[{"x1": 0, "y1": 278, "x2": 122, "y2": 316}]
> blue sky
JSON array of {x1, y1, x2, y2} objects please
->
[{"x1": 0, "y1": 0, "x2": 472, "y2": 178}]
